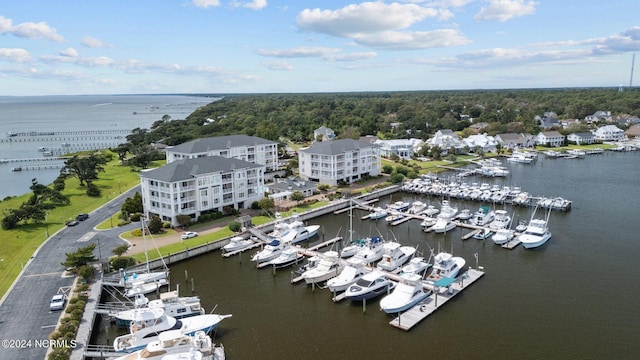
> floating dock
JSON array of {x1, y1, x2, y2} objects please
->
[{"x1": 389, "y1": 268, "x2": 485, "y2": 331}]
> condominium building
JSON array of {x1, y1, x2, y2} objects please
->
[
  {"x1": 165, "y1": 135, "x2": 279, "y2": 171},
  {"x1": 140, "y1": 156, "x2": 265, "y2": 226},
  {"x1": 298, "y1": 139, "x2": 380, "y2": 186}
]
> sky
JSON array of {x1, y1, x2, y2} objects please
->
[{"x1": 1, "y1": 0, "x2": 640, "y2": 96}]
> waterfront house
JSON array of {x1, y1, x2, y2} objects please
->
[
  {"x1": 594, "y1": 125, "x2": 625, "y2": 141},
  {"x1": 567, "y1": 132, "x2": 596, "y2": 145},
  {"x1": 374, "y1": 138, "x2": 424, "y2": 159},
  {"x1": 535, "y1": 131, "x2": 565, "y2": 147},
  {"x1": 615, "y1": 114, "x2": 640, "y2": 126},
  {"x1": 266, "y1": 177, "x2": 317, "y2": 202},
  {"x1": 298, "y1": 139, "x2": 381, "y2": 186},
  {"x1": 426, "y1": 129, "x2": 465, "y2": 153},
  {"x1": 140, "y1": 157, "x2": 265, "y2": 226},
  {"x1": 495, "y1": 133, "x2": 535, "y2": 150},
  {"x1": 313, "y1": 126, "x2": 336, "y2": 142},
  {"x1": 461, "y1": 133, "x2": 497, "y2": 153},
  {"x1": 585, "y1": 111, "x2": 612, "y2": 123},
  {"x1": 165, "y1": 135, "x2": 279, "y2": 171}
]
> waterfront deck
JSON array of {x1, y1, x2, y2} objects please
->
[{"x1": 389, "y1": 268, "x2": 485, "y2": 331}]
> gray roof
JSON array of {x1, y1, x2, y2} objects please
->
[
  {"x1": 300, "y1": 139, "x2": 378, "y2": 156},
  {"x1": 570, "y1": 132, "x2": 594, "y2": 138},
  {"x1": 168, "y1": 135, "x2": 276, "y2": 154},
  {"x1": 268, "y1": 178, "x2": 316, "y2": 192},
  {"x1": 141, "y1": 156, "x2": 262, "y2": 182}
]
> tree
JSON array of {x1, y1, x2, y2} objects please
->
[
  {"x1": 61, "y1": 154, "x2": 107, "y2": 186},
  {"x1": 113, "y1": 143, "x2": 130, "y2": 164},
  {"x1": 258, "y1": 197, "x2": 275, "y2": 214},
  {"x1": 382, "y1": 164, "x2": 393, "y2": 174},
  {"x1": 127, "y1": 144, "x2": 161, "y2": 169},
  {"x1": 176, "y1": 214, "x2": 192, "y2": 228},
  {"x1": 291, "y1": 191, "x2": 305, "y2": 204},
  {"x1": 62, "y1": 244, "x2": 97, "y2": 271},
  {"x1": 390, "y1": 173, "x2": 405, "y2": 184},
  {"x1": 122, "y1": 192, "x2": 143, "y2": 214},
  {"x1": 147, "y1": 215, "x2": 163, "y2": 234},
  {"x1": 112, "y1": 244, "x2": 130, "y2": 257}
]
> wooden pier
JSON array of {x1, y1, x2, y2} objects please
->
[
  {"x1": 389, "y1": 268, "x2": 485, "y2": 331},
  {"x1": 502, "y1": 238, "x2": 522, "y2": 249}
]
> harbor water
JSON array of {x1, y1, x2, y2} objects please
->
[{"x1": 94, "y1": 151, "x2": 640, "y2": 359}]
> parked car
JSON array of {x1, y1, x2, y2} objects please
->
[
  {"x1": 181, "y1": 231, "x2": 198, "y2": 240},
  {"x1": 76, "y1": 213, "x2": 89, "y2": 221},
  {"x1": 66, "y1": 220, "x2": 79, "y2": 227},
  {"x1": 50, "y1": 294, "x2": 66, "y2": 311}
]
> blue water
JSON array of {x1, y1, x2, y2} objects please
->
[{"x1": 0, "y1": 95, "x2": 215, "y2": 198}]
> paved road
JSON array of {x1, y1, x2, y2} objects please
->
[{"x1": 0, "y1": 186, "x2": 140, "y2": 360}]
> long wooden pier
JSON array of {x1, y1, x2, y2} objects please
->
[{"x1": 389, "y1": 268, "x2": 485, "y2": 331}]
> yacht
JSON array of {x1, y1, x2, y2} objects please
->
[
  {"x1": 431, "y1": 213, "x2": 456, "y2": 233},
  {"x1": 469, "y1": 206, "x2": 495, "y2": 226},
  {"x1": 401, "y1": 257, "x2": 431, "y2": 275},
  {"x1": 327, "y1": 258, "x2": 367, "y2": 293},
  {"x1": 456, "y1": 209, "x2": 472, "y2": 221},
  {"x1": 489, "y1": 209, "x2": 511, "y2": 230},
  {"x1": 345, "y1": 271, "x2": 395, "y2": 302},
  {"x1": 384, "y1": 211, "x2": 405, "y2": 224},
  {"x1": 367, "y1": 207, "x2": 388, "y2": 220},
  {"x1": 376, "y1": 242, "x2": 416, "y2": 272},
  {"x1": 353, "y1": 236, "x2": 385, "y2": 264},
  {"x1": 386, "y1": 201, "x2": 411, "y2": 212},
  {"x1": 250, "y1": 239, "x2": 286, "y2": 264},
  {"x1": 425, "y1": 252, "x2": 466, "y2": 283},
  {"x1": 379, "y1": 273, "x2": 431, "y2": 314},
  {"x1": 472, "y1": 228, "x2": 493, "y2": 240},
  {"x1": 407, "y1": 201, "x2": 427, "y2": 214},
  {"x1": 270, "y1": 214, "x2": 320, "y2": 244},
  {"x1": 518, "y1": 209, "x2": 552, "y2": 249},
  {"x1": 113, "y1": 308, "x2": 231, "y2": 353},
  {"x1": 114, "y1": 291, "x2": 205, "y2": 328},
  {"x1": 301, "y1": 251, "x2": 344, "y2": 284},
  {"x1": 507, "y1": 151, "x2": 534, "y2": 163},
  {"x1": 125, "y1": 278, "x2": 169, "y2": 298},
  {"x1": 221, "y1": 236, "x2": 255, "y2": 254},
  {"x1": 340, "y1": 237, "x2": 370, "y2": 258},
  {"x1": 112, "y1": 330, "x2": 223, "y2": 360},
  {"x1": 492, "y1": 228, "x2": 515, "y2": 245},
  {"x1": 264, "y1": 246, "x2": 304, "y2": 268},
  {"x1": 421, "y1": 205, "x2": 439, "y2": 217}
]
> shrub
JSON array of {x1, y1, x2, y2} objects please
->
[
  {"x1": 131, "y1": 228, "x2": 143, "y2": 237},
  {"x1": 86, "y1": 182, "x2": 101, "y2": 197},
  {"x1": 251, "y1": 201, "x2": 261, "y2": 210},
  {"x1": 228, "y1": 221, "x2": 241, "y2": 232},
  {"x1": 111, "y1": 256, "x2": 137, "y2": 270},
  {"x1": 130, "y1": 213, "x2": 141, "y2": 222}
]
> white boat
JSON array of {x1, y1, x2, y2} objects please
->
[
  {"x1": 489, "y1": 209, "x2": 511, "y2": 230},
  {"x1": 113, "y1": 308, "x2": 231, "y2": 353},
  {"x1": 125, "y1": 278, "x2": 169, "y2": 298},
  {"x1": 115, "y1": 291, "x2": 205, "y2": 328},
  {"x1": 379, "y1": 273, "x2": 431, "y2": 314},
  {"x1": 264, "y1": 246, "x2": 304, "y2": 268},
  {"x1": 492, "y1": 228, "x2": 515, "y2": 245},
  {"x1": 386, "y1": 201, "x2": 411, "y2": 212},
  {"x1": 367, "y1": 207, "x2": 388, "y2": 220},
  {"x1": 401, "y1": 257, "x2": 431, "y2": 275},
  {"x1": 270, "y1": 213, "x2": 319, "y2": 244},
  {"x1": 469, "y1": 206, "x2": 495, "y2": 226},
  {"x1": 425, "y1": 252, "x2": 466, "y2": 283},
  {"x1": 250, "y1": 239, "x2": 286, "y2": 264},
  {"x1": 566, "y1": 149, "x2": 586, "y2": 158},
  {"x1": 519, "y1": 208, "x2": 552, "y2": 249},
  {"x1": 439, "y1": 200, "x2": 458, "y2": 218},
  {"x1": 407, "y1": 201, "x2": 427, "y2": 214},
  {"x1": 344, "y1": 270, "x2": 395, "y2": 301},
  {"x1": 340, "y1": 237, "x2": 373, "y2": 258},
  {"x1": 301, "y1": 251, "x2": 343, "y2": 284},
  {"x1": 384, "y1": 211, "x2": 404, "y2": 223},
  {"x1": 421, "y1": 205, "x2": 439, "y2": 217},
  {"x1": 432, "y1": 213, "x2": 456, "y2": 233},
  {"x1": 456, "y1": 209, "x2": 472, "y2": 221},
  {"x1": 112, "y1": 330, "x2": 222, "y2": 360},
  {"x1": 420, "y1": 216, "x2": 436, "y2": 230},
  {"x1": 327, "y1": 257, "x2": 367, "y2": 293},
  {"x1": 507, "y1": 151, "x2": 534, "y2": 163},
  {"x1": 353, "y1": 236, "x2": 386, "y2": 264},
  {"x1": 515, "y1": 220, "x2": 528, "y2": 232},
  {"x1": 472, "y1": 228, "x2": 493, "y2": 240},
  {"x1": 221, "y1": 236, "x2": 255, "y2": 253},
  {"x1": 376, "y1": 242, "x2": 416, "y2": 272}
]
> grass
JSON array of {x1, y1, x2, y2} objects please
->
[{"x1": 0, "y1": 151, "x2": 161, "y2": 299}]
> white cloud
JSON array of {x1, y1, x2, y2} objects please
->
[
  {"x1": 82, "y1": 36, "x2": 111, "y2": 48},
  {"x1": 241, "y1": 0, "x2": 268, "y2": 10},
  {"x1": 262, "y1": 61, "x2": 293, "y2": 70},
  {"x1": 353, "y1": 29, "x2": 470, "y2": 50},
  {"x1": 192, "y1": 0, "x2": 221, "y2": 8},
  {"x1": 474, "y1": 0, "x2": 537, "y2": 22},
  {"x1": 0, "y1": 15, "x2": 64, "y2": 42},
  {"x1": 60, "y1": 48, "x2": 79, "y2": 58},
  {"x1": 0, "y1": 48, "x2": 32, "y2": 63},
  {"x1": 256, "y1": 46, "x2": 342, "y2": 59},
  {"x1": 331, "y1": 52, "x2": 378, "y2": 61}
]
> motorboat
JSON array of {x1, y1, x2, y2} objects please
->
[
  {"x1": 439, "y1": 200, "x2": 458, "y2": 218},
  {"x1": 386, "y1": 201, "x2": 411, "y2": 212},
  {"x1": 367, "y1": 207, "x2": 388, "y2": 220},
  {"x1": 112, "y1": 330, "x2": 222, "y2": 360},
  {"x1": 566, "y1": 149, "x2": 586, "y2": 158},
  {"x1": 115, "y1": 291, "x2": 205, "y2": 328},
  {"x1": 518, "y1": 208, "x2": 552, "y2": 249},
  {"x1": 327, "y1": 257, "x2": 367, "y2": 293},
  {"x1": 221, "y1": 236, "x2": 255, "y2": 254},
  {"x1": 250, "y1": 239, "x2": 286, "y2": 264},
  {"x1": 492, "y1": 228, "x2": 515, "y2": 245},
  {"x1": 472, "y1": 228, "x2": 493, "y2": 240},
  {"x1": 353, "y1": 236, "x2": 385, "y2": 264},
  {"x1": 301, "y1": 251, "x2": 343, "y2": 284},
  {"x1": 125, "y1": 278, "x2": 169, "y2": 298},
  {"x1": 420, "y1": 216, "x2": 436, "y2": 230},
  {"x1": 456, "y1": 209, "x2": 472, "y2": 221},
  {"x1": 113, "y1": 308, "x2": 231, "y2": 353},
  {"x1": 431, "y1": 213, "x2": 456, "y2": 233},
  {"x1": 469, "y1": 206, "x2": 495, "y2": 226},
  {"x1": 515, "y1": 220, "x2": 528, "y2": 232},
  {"x1": 507, "y1": 151, "x2": 534, "y2": 163},
  {"x1": 376, "y1": 242, "x2": 416, "y2": 272},
  {"x1": 421, "y1": 205, "x2": 439, "y2": 217},
  {"x1": 270, "y1": 213, "x2": 320, "y2": 244},
  {"x1": 401, "y1": 257, "x2": 431, "y2": 275},
  {"x1": 264, "y1": 246, "x2": 304, "y2": 268},
  {"x1": 118, "y1": 270, "x2": 169, "y2": 288},
  {"x1": 379, "y1": 273, "x2": 431, "y2": 314},
  {"x1": 344, "y1": 270, "x2": 396, "y2": 302},
  {"x1": 489, "y1": 209, "x2": 511, "y2": 230},
  {"x1": 384, "y1": 211, "x2": 404, "y2": 223},
  {"x1": 425, "y1": 252, "x2": 466, "y2": 283},
  {"x1": 340, "y1": 237, "x2": 370, "y2": 258},
  {"x1": 407, "y1": 201, "x2": 427, "y2": 214}
]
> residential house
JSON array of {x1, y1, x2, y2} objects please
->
[
  {"x1": 313, "y1": 126, "x2": 336, "y2": 141},
  {"x1": 560, "y1": 118, "x2": 581, "y2": 129},
  {"x1": 165, "y1": 135, "x2": 279, "y2": 171},
  {"x1": 585, "y1": 111, "x2": 612, "y2": 123},
  {"x1": 615, "y1": 114, "x2": 640, "y2": 126},
  {"x1": 267, "y1": 178, "x2": 317, "y2": 202},
  {"x1": 298, "y1": 139, "x2": 381, "y2": 186},
  {"x1": 462, "y1": 133, "x2": 498, "y2": 153},
  {"x1": 495, "y1": 133, "x2": 535, "y2": 150},
  {"x1": 468, "y1": 122, "x2": 489, "y2": 133},
  {"x1": 537, "y1": 114, "x2": 560, "y2": 129},
  {"x1": 426, "y1": 129, "x2": 465, "y2": 153},
  {"x1": 594, "y1": 125, "x2": 625, "y2": 141},
  {"x1": 567, "y1": 132, "x2": 596, "y2": 145},
  {"x1": 140, "y1": 157, "x2": 265, "y2": 226},
  {"x1": 374, "y1": 138, "x2": 424, "y2": 159},
  {"x1": 535, "y1": 131, "x2": 565, "y2": 147}
]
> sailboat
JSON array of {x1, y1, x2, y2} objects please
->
[{"x1": 124, "y1": 218, "x2": 170, "y2": 297}]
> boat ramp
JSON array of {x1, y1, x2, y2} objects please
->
[{"x1": 389, "y1": 268, "x2": 485, "y2": 331}]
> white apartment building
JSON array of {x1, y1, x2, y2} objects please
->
[
  {"x1": 140, "y1": 156, "x2": 265, "y2": 226},
  {"x1": 165, "y1": 135, "x2": 279, "y2": 171},
  {"x1": 298, "y1": 139, "x2": 381, "y2": 186}
]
